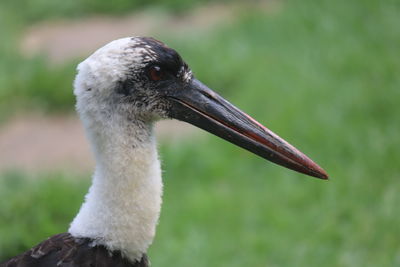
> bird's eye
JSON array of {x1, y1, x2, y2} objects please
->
[{"x1": 148, "y1": 66, "x2": 165, "y2": 81}]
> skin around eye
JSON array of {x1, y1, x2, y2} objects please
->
[{"x1": 149, "y1": 66, "x2": 164, "y2": 81}]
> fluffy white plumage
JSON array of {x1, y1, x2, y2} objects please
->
[{"x1": 69, "y1": 38, "x2": 163, "y2": 262}]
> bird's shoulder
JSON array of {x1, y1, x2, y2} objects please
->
[{"x1": 1, "y1": 233, "x2": 148, "y2": 267}]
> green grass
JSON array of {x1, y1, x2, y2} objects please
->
[
  {"x1": 0, "y1": 172, "x2": 89, "y2": 260},
  {"x1": 1, "y1": 0, "x2": 400, "y2": 266}
]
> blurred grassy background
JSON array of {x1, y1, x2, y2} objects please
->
[{"x1": 1, "y1": 0, "x2": 400, "y2": 266}]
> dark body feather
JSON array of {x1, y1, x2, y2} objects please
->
[{"x1": 1, "y1": 233, "x2": 148, "y2": 267}]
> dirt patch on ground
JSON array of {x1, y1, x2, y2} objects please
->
[
  {"x1": 0, "y1": 115, "x2": 198, "y2": 173},
  {"x1": 20, "y1": 1, "x2": 278, "y2": 63},
  {"x1": 21, "y1": 3, "x2": 234, "y2": 63}
]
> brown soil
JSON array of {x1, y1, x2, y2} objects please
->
[
  {"x1": 21, "y1": 3, "x2": 235, "y2": 63},
  {"x1": 0, "y1": 115, "x2": 198, "y2": 173},
  {"x1": 20, "y1": 1, "x2": 278, "y2": 63}
]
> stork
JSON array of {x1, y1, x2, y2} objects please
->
[{"x1": 1, "y1": 37, "x2": 328, "y2": 267}]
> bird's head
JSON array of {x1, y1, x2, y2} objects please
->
[
  {"x1": 74, "y1": 37, "x2": 191, "y2": 122},
  {"x1": 74, "y1": 36, "x2": 328, "y2": 179}
]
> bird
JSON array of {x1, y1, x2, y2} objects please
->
[{"x1": 1, "y1": 36, "x2": 328, "y2": 267}]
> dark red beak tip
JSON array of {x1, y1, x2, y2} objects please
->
[
  {"x1": 317, "y1": 171, "x2": 329, "y2": 180},
  {"x1": 310, "y1": 164, "x2": 329, "y2": 180},
  {"x1": 301, "y1": 156, "x2": 328, "y2": 180}
]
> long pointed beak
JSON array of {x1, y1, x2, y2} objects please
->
[{"x1": 165, "y1": 79, "x2": 328, "y2": 179}]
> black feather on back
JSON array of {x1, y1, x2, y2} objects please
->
[{"x1": 1, "y1": 233, "x2": 149, "y2": 267}]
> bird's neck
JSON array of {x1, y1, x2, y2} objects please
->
[{"x1": 68, "y1": 115, "x2": 163, "y2": 263}]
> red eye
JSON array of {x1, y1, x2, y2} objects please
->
[{"x1": 148, "y1": 66, "x2": 165, "y2": 81}]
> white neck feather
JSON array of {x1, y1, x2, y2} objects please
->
[{"x1": 68, "y1": 114, "x2": 163, "y2": 262}]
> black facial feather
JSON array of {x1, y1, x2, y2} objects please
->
[
  {"x1": 116, "y1": 79, "x2": 137, "y2": 96},
  {"x1": 116, "y1": 37, "x2": 191, "y2": 100},
  {"x1": 131, "y1": 37, "x2": 189, "y2": 78}
]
